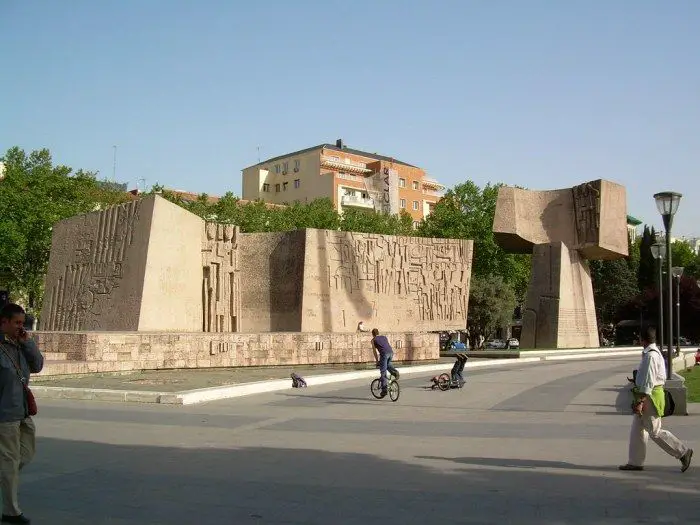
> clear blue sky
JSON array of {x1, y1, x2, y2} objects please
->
[{"x1": 2, "y1": 1, "x2": 699, "y2": 237}]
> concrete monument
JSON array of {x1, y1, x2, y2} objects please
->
[
  {"x1": 493, "y1": 179, "x2": 628, "y2": 349},
  {"x1": 42, "y1": 195, "x2": 473, "y2": 334}
]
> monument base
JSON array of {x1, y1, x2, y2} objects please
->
[
  {"x1": 32, "y1": 331, "x2": 439, "y2": 377},
  {"x1": 521, "y1": 242, "x2": 599, "y2": 349}
]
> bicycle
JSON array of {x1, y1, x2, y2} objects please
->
[
  {"x1": 370, "y1": 373, "x2": 400, "y2": 402},
  {"x1": 436, "y1": 373, "x2": 465, "y2": 391},
  {"x1": 436, "y1": 352, "x2": 468, "y2": 391}
]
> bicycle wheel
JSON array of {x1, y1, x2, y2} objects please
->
[
  {"x1": 370, "y1": 378, "x2": 383, "y2": 399},
  {"x1": 437, "y1": 373, "x2": 451, "y2": 391},
  {"x1": 389, "y1": 380, "x2": 400, "y2": 402}
]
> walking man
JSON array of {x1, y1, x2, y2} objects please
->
[
  {"x1": 619, "y1": 327, "x2": 693, "y2": 473},
  {"x1": 0, "y1": 304, "x2": 44, "y2": 524},
  {"x1": 370, "y1": 329, "x2": 399, "y2": 397}
]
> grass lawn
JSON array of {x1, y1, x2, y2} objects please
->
[{"x1": 679, "y1": 366, "x2": 700, "y2": 403}]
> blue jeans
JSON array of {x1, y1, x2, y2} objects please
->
[
  {"x1": 379, "y1": 353, "x2": 398, "y2": 391},
  {"x1": 451, "y1": 355, "x2": 467, "y2": 384}
]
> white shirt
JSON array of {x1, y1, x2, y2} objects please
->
[{"x1": 635, "y1": 343, "x2": 667, "y2": 395}]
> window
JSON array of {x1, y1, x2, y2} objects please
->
[
  {"x1": 413, "y1": 221, "x2": 420, "y2": 229},
  {"x1": 400, "y1": 199, "x2": 406, "y2": 208},
  {"x1": 275, "y1": 164, "x2": 281, "y2": 174},
  {"x1": 399, "y1": 178, "x2": 406, "y2": 188},
  {"x1": 294, "y1": 159, "x2": 300, "y2": 172},
  {"x1": 275, "y1": 184, "x2": 280, "y2": 192},
  {"x1": 412, "y1": 181, "x2": 419, "y2": 190},
  {"x1": 283, "y1": 181, "x2": 288, "y2": 191},
  {"x1": 294, "y1": 179, "x2": 301, "y2": 188},
  {"x1": 262, "y1": 183, "x2": 270, "y2": 192},
  {"x1": 413, "y1": 200, "x2": 419, "y2": 210},
  {"x1": 282, "y1": 161, "x2": 289, "y2": 174}
]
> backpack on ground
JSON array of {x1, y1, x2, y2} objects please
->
[{"x1": 291, "y1": 372, "x2": 307, "y2": 388}]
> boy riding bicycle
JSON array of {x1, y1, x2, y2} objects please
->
[{"x1": 371, "y1": 328, "x2": 399, "y2": 397}]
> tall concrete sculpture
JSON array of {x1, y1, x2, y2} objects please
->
[
  {"x1": 42, "y1": 195, "x2": 473, "y2": 334},
  {"x1": 493, "y1": 180, "x2": 628, "y2": 349}
]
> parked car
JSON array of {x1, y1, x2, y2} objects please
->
[
  {"x1": 486, "y1": 339, "x2": 507, "y2": 349},
  {"x1": 506, "y1": 338, "x2": 519, "y2": 349}
]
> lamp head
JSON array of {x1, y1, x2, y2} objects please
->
[
  {"x1": 654, "y1": 191, "x2": 683, "y2": 218},
  {"x1": 672, "y1": 266, "x2": 684, "y2": 278},
  {"x1": 650, "y1": 242, "x2": 666, "y2": 260}
]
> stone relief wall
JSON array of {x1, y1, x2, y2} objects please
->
[
  {"x1": 302, "y1": 230, "x2": 472, "y2": 332},
  {"x1": 238, "y1": 231, "x2": 306, "y2": 333},
  {"x1": 572, "y1": 181, "x2": 601, "y2": 246},
  {"x1": 201, "y1": 222, "x2": 241, "y2": 333},
  {"x1": 43, "y1": 196, "x2": 474, "y2": 334},
  {"x1": 42, "y1": 199, "x2": 145, "y2": 331}
]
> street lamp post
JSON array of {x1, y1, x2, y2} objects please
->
[
  {"x1": 650, "y1": 242, "x2": 666, "y2": 355},
  {"x1": 654, "y1": 191, "x2": 683, "y2": 379},
  {"x1": 672, "y1": 267, "x2": 684, "y2": 356}
]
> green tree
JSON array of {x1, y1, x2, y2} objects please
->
[
  {"x1": 417, "y1": 181, "x2": 531, "y2": 300},
  {"x1": 683, "y1": 255, "x2": 700, "y2": 281},
  {"x1": 0, "y1": 147, "x2": 129, "y2": 311},
  {"x1": 590, "y1": 258, "x2": 639, "y2": 325},
  {"x1": 670, "y1": 240, "x2": 698, "y2": 270},
  {"x1": 466, "y1": 275, "x2": 516, "y2": 340},
  {"x1": 340, "y1": 208, "x2": 414, "y2": 236},
  {"x1": 637, "y1": 225, "x2": 656, "y2": 292}
]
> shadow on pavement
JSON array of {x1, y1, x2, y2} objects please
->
[
  {"x1": 25, "y1": 437, "x2": 700, "y2": 525},
  {"x1": 417, "y1": 455, "x2": 614, "y2": 472},
  {"x1": 594, "y1": 382, "x2": 634, "y2": 416}
]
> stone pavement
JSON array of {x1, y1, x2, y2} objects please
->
[
  {"x1": 19, "y1": 356, "x2": 700, "y2": 524},
  {"x1": 31, "y1": 361, "x2": 440, "y2": 392}
]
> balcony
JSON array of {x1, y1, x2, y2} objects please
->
[
  {"x1": 422, "y1": 188, "x2": 443, "y2": 198},
  {"x1": 422, "y1": 177, "x2": 446, "y2": 192},
  {"x1": 336, "y1": 172, "x2": 362, "y2": 182},
  {"x1": 341, "y1": 194, "x2": 375, "y2": 209},
  {"x1": 321, "y1": 155, "x2": 372, "y2": 175}
]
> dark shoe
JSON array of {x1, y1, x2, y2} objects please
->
[
  {"x1": 618, "y1": 464, "x2": 644, "y2": 471},
  {"x1": 393, "y1": 370, "x2": 400, "y2": 380},
  {"x1": 2, "y1": 514, "x2": 31, "y2": 524},
  {"x1": 681, "y1": 449, "x2": 693, "y2": 473},
  {"x1": 379, "y1": 390, "x2": 388, "y2": 398}
]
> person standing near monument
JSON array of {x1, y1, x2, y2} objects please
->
[
  {"x1": 370, "y1": 329, "x2": 399, "y2": 397},
  {"x1": 619, "y1": 327, "x2": 693, "y2": 473},
  {"x1": 0, "y1": 303, "x2": 44, "y2": 524}
]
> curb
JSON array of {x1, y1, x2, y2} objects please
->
[{"x1": 32, "y1": 348, "x2": 647, "y2": 406}]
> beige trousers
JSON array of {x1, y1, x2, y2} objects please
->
[
  {"x1": 0, "y1": 418, "x2": 36, "y2": 516},
  {"x1": 628, "y1": 397, "x2": 687, "y2": 466}
]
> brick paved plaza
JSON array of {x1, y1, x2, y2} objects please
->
[{"x1": 21, "y1": 357, "x2": 700, "y2": 524}]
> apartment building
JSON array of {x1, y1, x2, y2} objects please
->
[
  {"x1": 241, "y1": 139, "x2": 445, "y2": 225},
  {"x1": 627, "y1": 215, "x2": 642, "y2": 243}
]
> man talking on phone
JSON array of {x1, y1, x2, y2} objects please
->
[{"x1": 0, "y1": 304, "x2": 44, "y2": 524}]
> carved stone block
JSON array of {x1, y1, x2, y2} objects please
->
[
  {"x1": 493, "y1": 179, "x2": 628, "y2": 349},
  {"x1": 43, "y1": 195, "x2": 474, "y2": 334}
]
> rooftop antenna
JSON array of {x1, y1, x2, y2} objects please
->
[
  {"x1": 257, "y1": 146, "x2": 261, "y2": 163},
  {"x1": 112, "y1": 145, "x2": 117, "y2": 181}
]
